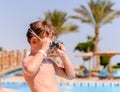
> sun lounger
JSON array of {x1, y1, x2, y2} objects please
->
[
  {"x1": 113, "y1": 69, "x2": 120, "y2": 79},
  {"x1": 98, "y1": 70, "x2": 109, "y2": 79},
  {"x1": 76, "y1": 69, "x2": 89, "y2": 78}
]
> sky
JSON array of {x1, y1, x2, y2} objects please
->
[{"x1": 0, "y1": 0, "x2": 120, "y2": 68}]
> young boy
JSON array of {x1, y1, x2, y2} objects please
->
[{"x1": 22, "y1": 18, "x2": 75, "y2": 92}]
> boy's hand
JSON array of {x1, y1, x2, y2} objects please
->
[
  {"x1": 41, "y1": 37, "x2": 52, "y2": 52},
  {"x1": 54, "y1": 43, "x2": 66, "y2": 56}
]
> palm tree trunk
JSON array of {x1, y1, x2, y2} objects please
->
[{"x1": 94, "y1": 25, "x2": 100, "y2": 70}]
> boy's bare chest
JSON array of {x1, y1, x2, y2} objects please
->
[{"x1": 39, "y1": 61, "x2": 55, "y2": 76}]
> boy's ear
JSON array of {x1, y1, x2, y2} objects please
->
[{"x1": 30, "y1": 37, "x2": 38, "y2": 45}]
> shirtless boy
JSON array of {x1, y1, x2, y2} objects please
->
[{"x1": 22, "y1": 18, "x2": 75, "y2": 92}]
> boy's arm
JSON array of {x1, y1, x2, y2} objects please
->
[
  {"x1": 22, "y1": 37, "x2": 51, "y2": 76},
  {"x1": 53, "y1": 53, "x2": 75, "y2": 80},
  {"x1": 22, "y1": 50, "x2": 46, "y2": 76},
  {"x1": 53, "y1": 43, "x2": 75, "y2": 79}
]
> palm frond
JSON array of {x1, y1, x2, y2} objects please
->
[
  {"x1": 88, "y1": 0, "x2": 115, "y2": 25},
  {"x1": 102, "y1": 11, "x2": 120, "y2": 25},
  {"x1": 74, "y1": 41, "x2": 94, "y2": 52},
  {"x1": 0, "y1": 47, "x2": 3, "y2": 51},
  {"x1": 70, "y1": 15, "x2": 91, "y2": 23},
  {"x1": 74, "y1": 7, "x2": 88, "y2": 17},
  {"x1": 70, "y1": 5, "x2": 94, "y2": 25},
  {"x1": 45, "y1": 10, "x2": 78, "y2": 38},
  {"x1": 60, "y1": 24, "x2": 78, "y2": 34},
  {"x1": 80, "y1": 5, "x2": 95, "y2": 24}
]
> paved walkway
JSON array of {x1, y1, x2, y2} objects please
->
[
  {"x1": 1, "y1": 75, "x2": 25, "y2": 83},
  {"x1": 0, "y1": 88, "x2": 15, "y2": 92}
]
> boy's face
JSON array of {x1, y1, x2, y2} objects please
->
[
  {"x1": 31, "y1": 34, "x2": 55, "y2": 48},
  {"x1": 47, "y1": 35, "x2": 56, "y2": 42},
  {"x1": 41, "y1": 33, "x2": 56, "y2": 42},
  {"x1": 29, "y1": 28, "x2": 56, "y2": 51}
]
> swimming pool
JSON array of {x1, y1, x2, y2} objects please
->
[
  {"x1": 1, "y1": 69, "x2": 120, "y2": 92},
  {"x1": 2, "y1": 81, "x2": 120, "y2": 92}
]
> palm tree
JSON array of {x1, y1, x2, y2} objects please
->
[
  {"x1": 70, "y1": 0, "x2": 120, "y2": 69},
  {"x1": 74, "y1": 36, "x2": 95, "y2": 70},
  {"x1": 44, "y1": 10, "x2": 79, "y2": 38},
  {"x1": 74, "y1": 36, "x2": 95, "y2": 54},
  {"x1": 0, "y1": 46, "x2": 3, "y2": 89},
  {"x1": 100, "y1": 56, "x2": 110, "y2": 69},
  {"x1": 0, "y1": 47, "x2": 3, "y2": 52}
]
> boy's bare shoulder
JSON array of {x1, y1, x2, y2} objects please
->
[{"x1": 23, "y1": 55, "x2": 33, "y2": 64}]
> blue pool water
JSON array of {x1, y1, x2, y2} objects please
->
[
  {"x1": 2, "y1": 82, "x2": 120, "y2": 92},
  {"x1": 1, "y1": 69, "x2": 23, "y2": 78}
]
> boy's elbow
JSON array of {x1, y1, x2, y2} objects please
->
[
  {"x1": 67, "y1": 69, "x2": 76, "y2": 80},
  {"x1": 67, "y1": 73, "x2": 76, "y2": 80},
  {"x1": 68, "y1": 76, "x2": 75, "y2": 80},
  {"x1": 24, "y1": 65, "x2": 36, "y2": 76}
]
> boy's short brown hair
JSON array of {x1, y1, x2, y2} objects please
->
[{"x1": 26, "y1": 18, "x2": 57, "y2": 43}]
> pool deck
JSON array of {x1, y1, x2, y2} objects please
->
[
  {"x1": 1, "y1": 75, "x2": 25, "y2": 83},
  {"x1": 0, "y1": 88, "x2": 15, "y2": 92},
  {"x1": 1, "y1": 74, "x2": 120, "y2": 83}
]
